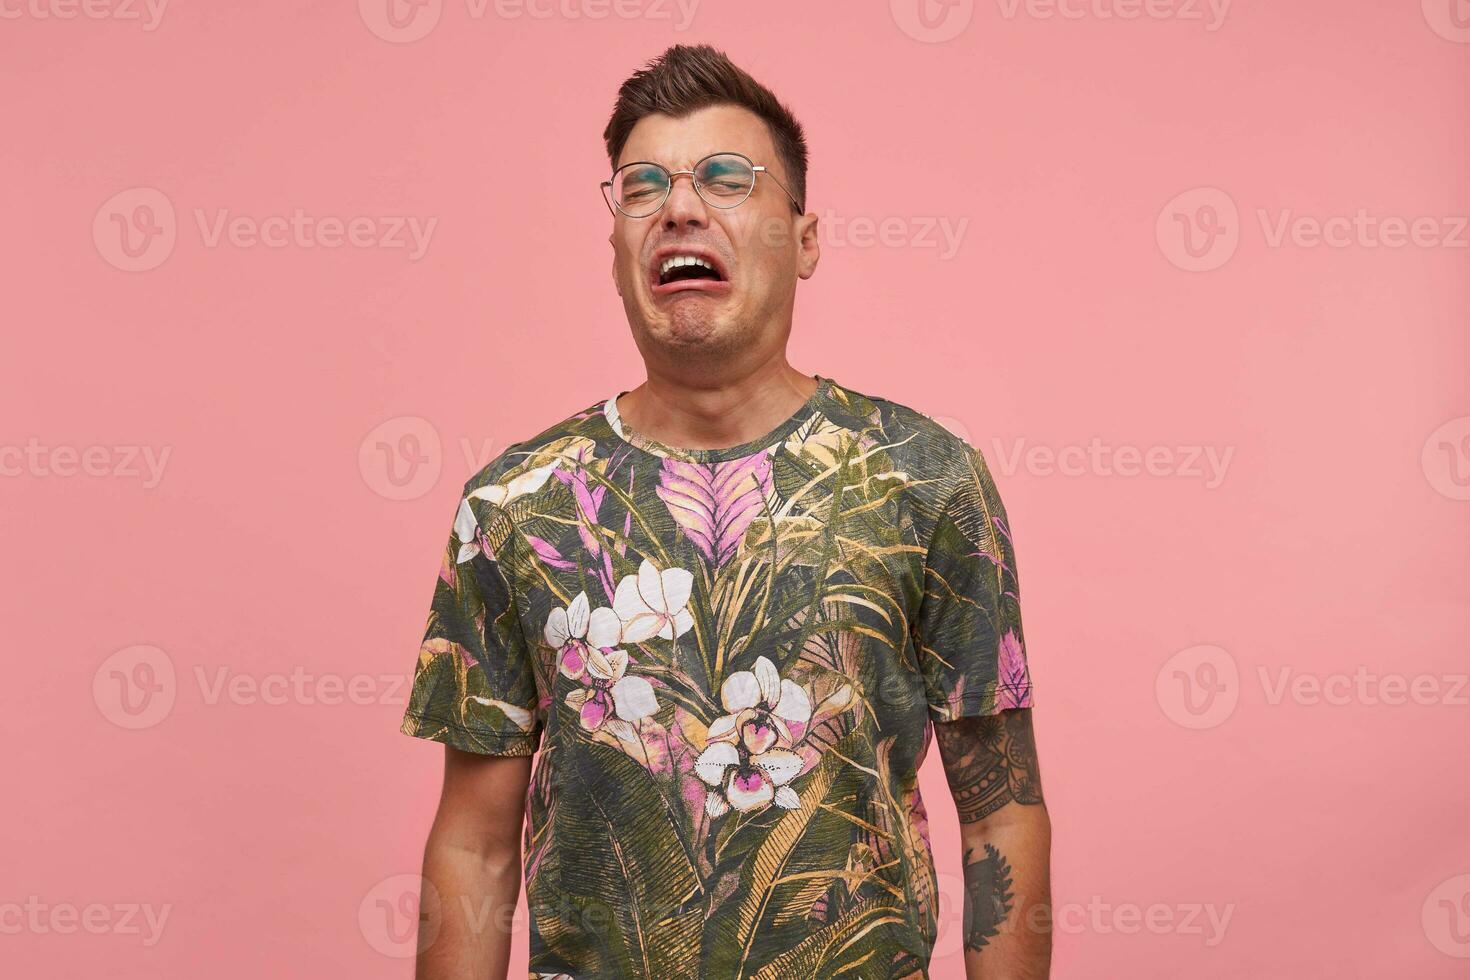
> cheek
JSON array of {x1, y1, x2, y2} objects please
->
[
  {"x1": 725, "y1": 213, "x2": 777, "y2": 256},
  {"x1": 726, "y1": 214, "x2": 796, "y2": 271},
  {"x1": 612, "y1": 229, "x2": 646, "y2": 276}
]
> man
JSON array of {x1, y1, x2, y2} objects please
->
[{"x1": 402, "y1": 44, "x2": 1051, "y2": 980}]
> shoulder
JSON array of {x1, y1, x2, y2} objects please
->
[
  {"x1": 822, "y1": 378, "x2": 985, "y2": 498},
  {"x1": 460, "y1": 394, "x2": 609, "y2": 499}
]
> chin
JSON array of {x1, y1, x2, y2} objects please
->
[{"x1": 663, "y1": 304, "x2": 726, "y2": 342}]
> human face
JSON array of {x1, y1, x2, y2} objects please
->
[{"x1": 606, "y1": 104, "x2": 819, "y2": 362}]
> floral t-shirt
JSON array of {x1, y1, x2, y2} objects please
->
[{"x1": 401, "y1": 374, "x2": 1035, "y2": 980}]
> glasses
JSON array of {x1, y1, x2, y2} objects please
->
[{"x1": 601, "y1": 151, "x2": 803, "y2": 218}]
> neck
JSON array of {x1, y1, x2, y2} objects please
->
[{"x1": 616, "y1": 361, "x2": 819, "y2": 452}]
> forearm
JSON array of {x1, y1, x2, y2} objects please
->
[
  {"x1": 934, "y1": 707, "x2": 1051, "y2": 978},
  {"x1": 958, "y1": 805, "x2": 1052, "y2": 979},
  {"x1": 415, "y1": 827, "x2": 522, "y2": 980}
]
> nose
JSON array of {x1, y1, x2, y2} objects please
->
[{"x1": 661, "y1": 170, "x2": 709, "y2": 229}]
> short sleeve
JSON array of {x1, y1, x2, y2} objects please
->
[
  {"x1": 400, "y1": 492, "x2": 545, "y2": 756},
  {"x1": 915, "y1": 443, "x2": 1035, "y2": 722}
]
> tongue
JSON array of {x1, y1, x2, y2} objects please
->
[{"x1": 665, "y1": 265, "x2": 719, "y2": 284}]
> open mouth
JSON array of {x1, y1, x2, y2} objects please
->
[{"x1": 652, "y1": 252, "x2": 728, "y2": 290}]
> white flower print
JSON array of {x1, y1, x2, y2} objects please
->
[
  {"x1": 543, "y1": 591, "x2": 622, "y2": 680},
  {"x1": 613, "y1": 559, "x2": 695, "y2": 643},
  {"x1": 467, "y1": 696, "x2": 536, "y2": 733},
  {"x1": 695, "y1": 740, "x2": 803, "y2": 815},
  {"x1": 452, "y1": 498, "x2": 487, "y2": 565},
  {"x1": 540, "y1": 591, "x2": 658, "y2": 732},
  {"x1": 467, "y1": 461, "x2": 558, "y2": 507},
  {"x1": 453, "y1": 462, "x2": 559, "y2": 564},
  {"x1": 696, "y1": 655, "x2": 815, "y2": 816},
  {"x1": 564, "y1": 647, "x2": 659, "y2": 732},
  {"x1": 707, "y1": 654, "x2": 812, "y2": 748}
]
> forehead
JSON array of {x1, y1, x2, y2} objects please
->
[{"x1": 617, "y1": 104, "x2": 777, "y2": 170}]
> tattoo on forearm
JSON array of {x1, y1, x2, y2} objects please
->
[
  {"x1": 934, "y1": 708, "x2": 1043, "y2": 823},
  {"x1": 963, "y1": 842, "x2": 1014, "y2": 951}
]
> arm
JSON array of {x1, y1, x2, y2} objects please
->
[
  {"x1": 934, "y1": 707, "x2": 1051, "y2": 979},
  {"x1": 415, "y1": 745, "x2": 533, "y2": 980}
]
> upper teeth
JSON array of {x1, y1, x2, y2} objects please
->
[{"x1": 660, "y1": 255, "x2": 715, "y2": 276}]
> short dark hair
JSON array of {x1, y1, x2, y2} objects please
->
[{"x1": 602, "y1": 44, "x2": 809, "y2": 212}]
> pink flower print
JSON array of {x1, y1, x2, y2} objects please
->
[{"x1": 995, "y1": 629, "x2": 1033, "y2": 710}]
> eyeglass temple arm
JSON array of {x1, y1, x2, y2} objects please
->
[{"x1": 753, "y1": 166, "x2": 804, "y2": 214}]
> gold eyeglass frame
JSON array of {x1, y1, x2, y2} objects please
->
[{"x1": 600, "y1": 151, "x2": 803, "y2": 218}]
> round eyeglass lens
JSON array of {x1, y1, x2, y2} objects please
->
[
  {"x1": 693, "y1": 154, "x2": 755, "y2": 205},
  {"x1": 612, "y1": 163, "x2": 672, "y2": 218}
]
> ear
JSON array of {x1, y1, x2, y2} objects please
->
[
  {"x1": 609, "y1": 233, "x2": 622, "y2": 297},
  {"x1": 796, "y1": 213, "x2": 821, "y2": 280}
]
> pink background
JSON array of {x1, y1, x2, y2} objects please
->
[{"x1": 4, "y1": 1, "x2": 1469, "y2": 977}]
